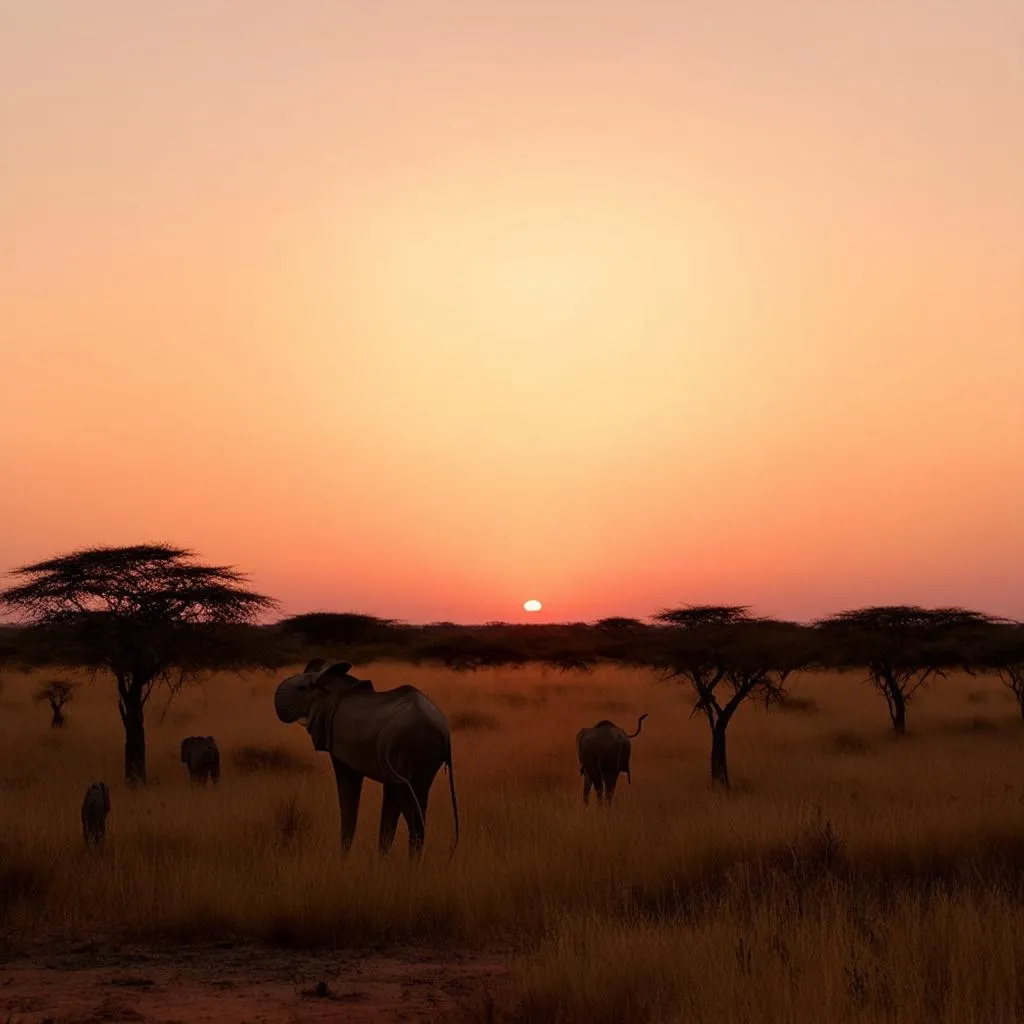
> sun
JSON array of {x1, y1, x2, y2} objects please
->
[{"x1": 523, "y1": 599, "x2": 542, "y2": 613}]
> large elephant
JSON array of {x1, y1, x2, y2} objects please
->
[
  {"x1": 273, "y1": 659, "x2": 459, "y2": 858},
  {"x1": 576, "y1": 714, "x2": 648, "y2": 805},
  {"x1": 180, "y1": 736, "x2": 221, "y2": 784}
]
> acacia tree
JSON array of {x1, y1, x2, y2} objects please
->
[
  {"x1": 975, "y1": 620, "x2": 1024, "y2": 718},
  {"x1": 0, "y1": 544, "x2": 276, "y2": 784},
  {"x1": 652, "y1": 606, "x2": 813, "y2": 787},
  {"x1": 814, "y1": 606, "x2": 993, "y2": 734},
  {"x1": 34, "y1": 679, "x2": 77, "y2": 728},
  {"x1": 277, "y1": 612, "x2": 404, "y2": 646}
]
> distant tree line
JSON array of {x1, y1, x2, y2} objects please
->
[{"x1": 1, "y1": 544, "x2": 1022, "y2": 788}]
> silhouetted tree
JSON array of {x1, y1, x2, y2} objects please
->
[
  {"x1": 594, "y1": 616, "x2": 645, "y2": 632},
  {"x1": 34, "y1": 679, "x2": 77, "y2": 728},
  {"x1": 814, "y1": 606, "x2": 994, "y2": 734},
  {"x1": 974, "y1": 620, "x2": 1024, "y2": 718},
  {"x1": 0, "y1": 544, "x2": 276, "y2": 784},
  {"x1": 652, "y1": 606, "x2": 814, "y2": 786},
  {"x1": 0, "y1": 626, "x2": 19, "y2": 697},
  {"x1": 277, "y1": 612, "x2": 403, "y2": 646}
]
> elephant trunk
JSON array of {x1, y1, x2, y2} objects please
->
[{"x1": 274, "y1": 678, "x2": 310, "y2": 724}]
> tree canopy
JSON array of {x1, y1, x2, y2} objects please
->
[
  {"x1": 813, "y1": 606, "x2": 998, "y2": 733},
  {"x1": 650, "y1": 605, "x2": 816, "y2": 785},
  {"x1": 0, "y1": 544, "x2": 276, "y2": 782}
]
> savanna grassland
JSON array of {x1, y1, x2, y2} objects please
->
[{"x1": 5, "y1": 663, "x2": 1024, "y2": 1022}]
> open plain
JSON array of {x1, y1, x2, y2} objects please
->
[{"x1": 4, "y1": 663, "x2": 1024, "y2": 1022}]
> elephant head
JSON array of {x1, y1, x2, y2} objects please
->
[{"x1": 273, "y1": 660, "x2": 373, "y2": 751}]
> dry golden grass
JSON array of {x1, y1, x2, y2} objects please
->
[{"x1": 3, "y1": 662, "x2": 1024, "y2": 1021}]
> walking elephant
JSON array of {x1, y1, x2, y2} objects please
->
[
  {"x1": 273, "y1": 659, "x2": 459, "y2": 858},
  {"x1": 180, "y1": 736, "x2": 221, "y2": 784},
  {"x1": 576, "y1": 714, "x2": 648, "y2": 805}
]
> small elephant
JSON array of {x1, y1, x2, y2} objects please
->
[
  {"x1": 576, "y1": 714, "x2": 648, "y2": 805},
  {"x1": 180, "y1": 736, "x2": 221, "y2": 784},
  {"x1": 273, "y1": 659, "x2": 459, "y2": 858},
  {"x1": 81, "y1": 781, "x2": 110, "y2": 845}
]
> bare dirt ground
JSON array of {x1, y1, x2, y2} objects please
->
[{"x1": 0, "y1": 942, "x2": 510, "y2": 1024}]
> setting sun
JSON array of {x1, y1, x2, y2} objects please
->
[{"x1": 524, "y1": 599, "x2": 543, "y2": 613}]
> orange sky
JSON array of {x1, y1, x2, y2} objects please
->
[{"x1": 2, "y1": 1, "x2": 1022, "y2": 623}]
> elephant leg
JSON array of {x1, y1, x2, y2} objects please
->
[
  {"x1": 593, "y1": 775, "x2": 605, "y2": 805},
  {"x1": 583, "y1": 775, "x2": 592, "y2": 805},
  {"x1": 603, "y1": 771, "x2": 619, "y2": 804},
  {"x1": 378, "y1": 783, "x2": 402, "y2": 855},
  {"x1": 399, "y1": 778, "x2": 432, "y2": 859},
  {"x1": 331, "y1": 756, "x2": 364, "y2": 854}
]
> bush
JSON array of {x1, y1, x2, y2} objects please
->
[
  {"x1": 449, "y1": 711, "x2": 502, "y2": 732},
  {"x1": 831, "y1": 731, "x2": 872, "y2": 755},
  {"x1": 231, "y1": 745, "x2": 313, "y2": 775}
]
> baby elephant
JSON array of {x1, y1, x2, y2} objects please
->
[
  {"x1": 180, "y1": 736, "x2": 221, "y2": 784},
  {"x1": 576, "y1": 714, "x2": 648, "y2": 806},
  {"x1": 81, "y1": 781, "x2": 111, "y2": 845}
]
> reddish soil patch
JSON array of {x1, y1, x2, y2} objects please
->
[{"x1": 0, "y1": 941, "x2": 509, "y2": 1023}]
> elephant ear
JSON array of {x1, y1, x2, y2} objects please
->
[
  {"x1": 317, "y1": 661, "x2": 353, "y2": 683},
  {"x1": 305, "y1": 686, "x2": 344, "y2": 752},
  {"x1": 306, "y1": 699, "x2": 335, "y2": 752},
  {"x1": 304, "y1": 658, "x2": 327, "y2": 675},
  {"x1": 180, "y1": 738, "x2": 191, "y2": 762}
]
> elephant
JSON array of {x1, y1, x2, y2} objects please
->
[
  {"x1": 576, "y1": 714, "x2": 648, "y2": 805},
  {"x1": 180, "y1": 736, "x2": 221, "y2": 784},
  {"x1": 81, "y1": 781, "x2": 110, "y2": 845},
  {"x1": 273, "y1": 659, "x2": 459, "y2": 858}
]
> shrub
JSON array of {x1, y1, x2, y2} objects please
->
[
  {"x1": 831, "y1": 730, "x2": 872, "y2": 755},
  {"x1": 772, "y1": 694, "x2": 819, "y2": 714},
  {"x1": 231, "y1": 745, "x2": 313, "y2": 775},
  {"x1": 449, "y1": 711, "x2": 501, "y2": 732}
]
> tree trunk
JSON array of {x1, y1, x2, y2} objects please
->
[
  {"x1": 888, "y1": 684, "x2": 907, "y2": 735},
  {"x1": 710, "y1": 720, "x2": 730, "y2": 787},
  {"x1": 50, "y1": 707, "x2": 65, "y2": 728},
  {"x1": 121, "y1": 691, "x2": 147, "y2": 785}
]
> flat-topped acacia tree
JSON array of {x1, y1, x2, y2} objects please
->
[
  {"x1": 652, "y1": 605, "x2": 814, "y2": 787},
  {"x1": 971, "y1": 619, "x2": 1024, "y2": 718},
  {"x1": 0, "y1": 544, "x2": 276, "y2": 784},
  {"x1": 813, "y1": 606, "x2": 995, "y2": 734}
]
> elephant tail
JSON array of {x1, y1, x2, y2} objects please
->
[
  {"x1": 627, "y1": 713, "x2": 649, "y2": 739},
  {"x1": 445, "y1": 748, "x2": 460, "y2": 860},
  {"x1": 382, "y1": 748, "x2": 428, "y2": 842}
]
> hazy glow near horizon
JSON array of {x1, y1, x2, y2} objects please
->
[{"x1": 1, "y1": 1, "x2": 1022, "y2": 623}]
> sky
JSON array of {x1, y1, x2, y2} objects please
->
[{"x1": 1, "y1": 1, "x2": 1022, "y2": 624}]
